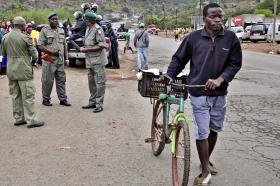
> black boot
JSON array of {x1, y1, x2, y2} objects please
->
[{"x1": 60, "y1": 100, "x2": 71, "y2": 106}]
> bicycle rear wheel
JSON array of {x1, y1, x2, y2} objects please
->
[
  {"x1": 151, "y1": 100, "x2": 166, "y2": 156},
  {"x1": 172, "y1": 120, "x2": 190, "y2": 186}
]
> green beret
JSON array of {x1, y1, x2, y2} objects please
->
[
  {"x1": 13, "y1": 16, "x2": 26, "y2": 25},
  {"x1": 48, "y1": 12, "x2": 57, "y2": 19},
  {"x1": 84, "y1": 12, "x2": 97, "y2": 21}
]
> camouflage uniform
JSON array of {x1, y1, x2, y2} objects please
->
[
  {"x1": 38, "y1": 26, "x2": 68, "y2": 103},
  {"x1": 1, "y1": 26, "x2": 38, "y2": 125},
  {"x1": 84, "y1": 23, "x2": 108, "y2": 107}
]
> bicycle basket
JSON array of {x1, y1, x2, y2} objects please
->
[{"x1": 138, "y1": 71, "x2": 188, "y2": 99}]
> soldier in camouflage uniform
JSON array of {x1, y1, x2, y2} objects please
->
[
  {"x1": 80, "y1": 12, "x2": 108, "y2": 113},
  {"x1": 1, "y1": 16, "x2": 44, "y2": 128},
  {"x1": 38, "y1": 13, "x2": 71, "y2": 107}
]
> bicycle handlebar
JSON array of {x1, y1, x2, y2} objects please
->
[
  {"x1": 154, "y1": 78, "x2": 205, "y2": 88},
  {"x1": 170, "y1": 82, "x2": 205, "y2": 88}
]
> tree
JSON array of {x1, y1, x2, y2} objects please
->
[
  {"x1": 258, "y1": 0, "x2": 280, "y2": 13},
  {"x1": 254, "y1": 9, "x2": 273, "y2": 17}
]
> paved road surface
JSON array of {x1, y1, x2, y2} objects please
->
[{"x1": 0, "y1": 35, "x2": 279, "y2": 186}]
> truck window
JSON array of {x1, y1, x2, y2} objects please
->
[{"x1": 251, "y1": 25, "x2": 264, "y2": 31}]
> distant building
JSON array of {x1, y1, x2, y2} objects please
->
[{"x1": 233, "y1": 14, "x2": 265, "y2": 27}]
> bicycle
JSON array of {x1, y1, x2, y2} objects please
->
[{"x1": 138, "y1": 70, "x2": 205, "y2": 186}]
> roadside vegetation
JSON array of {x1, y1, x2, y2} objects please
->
[{"x1": 0, "y1": 0, "x2": 279, "y2": 28}]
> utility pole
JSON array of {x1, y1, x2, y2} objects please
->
[
  {"x1": 162, "y1": 3, "x2": 167, "y2": 37},
  {"x1": 199, "y1": 0, "x2": 202, "y2": 29},
  {"x1": 175, "y1": 8, "x2": 178, "y2": 28},
  {"x1": 273, "y1": 0, "x2": 277, "y2": 44}
]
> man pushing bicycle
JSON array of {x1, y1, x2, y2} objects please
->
[{"x1": 165, "y1": 3, "x2": 242, "y2": 185}]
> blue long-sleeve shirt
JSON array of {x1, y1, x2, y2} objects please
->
[
  {"x1": 167, "y1": 28, "x2": 242, "y2": 97},
  {"x1": 72, "y1": 18, "x2": 86, "y2": 36}
]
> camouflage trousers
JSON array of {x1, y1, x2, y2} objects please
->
[
  {"x1": 41, "y1": 62, "x2": 67, "y2": 102},
  {"x1": 9, "y1": 79, "x2": 37, "y2": 124},
  {"x1": 87, "y1": 65, "x2": 106, "y2": 107}
]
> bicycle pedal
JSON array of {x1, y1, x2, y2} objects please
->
[{"x1": 145, "y1": 138, "x2": 152, "y2": 143}]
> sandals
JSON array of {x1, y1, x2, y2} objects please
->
[
  {"x1": 193, "y1": 173, "x2": 211, "y2": 186},
  {"x1": 208, "y1": 161, "x2": 218, "y2": 175},
  {"x1": 200, "y1": 161, "x2": 218, "y2": 175}
]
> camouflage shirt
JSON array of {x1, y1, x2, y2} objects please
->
[
  {"x1": 2, "y1": 28, "x2": 38, "y2": 80},
  {"x1": 38, "y1": 26, "x2": 65, "y2": 64},
  {"x1": 84, "y1": 23, "x2": 108, "y2": 67}
]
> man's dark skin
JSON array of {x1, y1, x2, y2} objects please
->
[
  {"x1": 198, "y1": 7, "x2": 225, "y2": 178},
  {"x1": 38, "y1": 16, "x2": 68, "y2": 63},
  {"x1": 79, "y1": 18, "x2": 103, "y2": 53},
  {"x1": 92, "y1": 6, "x2": 97, "y2": 13}
]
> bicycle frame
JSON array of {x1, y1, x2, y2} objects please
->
[{"x1": 159, "y1": 93, "x2": 190, "y2": 155}]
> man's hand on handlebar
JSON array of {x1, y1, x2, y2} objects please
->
[
  {"x1": 205, "y1": 77, "x2": 224, "y2": 90},
  {"x1": 159, "y1": 74, "x2": 173, "y2": 84}
]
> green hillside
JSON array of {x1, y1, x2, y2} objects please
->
[{"x1": 0, "y1": 0, "x2": 276, "y2": 28}]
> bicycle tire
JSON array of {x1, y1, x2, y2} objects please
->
[
  {"x1": 151, "y1": 100, "x2": 166, "y2": 156},
  {"x1": 172, "y1": 120, "x2": 191, "y2": 186}
]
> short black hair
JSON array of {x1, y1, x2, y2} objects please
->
[{"x1": 203, "y1": 3, "x2": 221, "y2": 17}]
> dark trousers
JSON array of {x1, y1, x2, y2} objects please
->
[
  {"x1": 0, "y1": 56, "x2": 7, "y2": 75},
  {"x1": 123, "y1": 45, "x2": 134, "y2": 54},
  {"x1": 69, "y1": 34, "x2": 81, "y2": 50},
  {"x1": 107, "y1": 42, "x2": 120, "y2": 69}
]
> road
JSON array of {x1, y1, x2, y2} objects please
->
[{"x1": 0, "y1": 35, "x2": 279, "y2": 186}]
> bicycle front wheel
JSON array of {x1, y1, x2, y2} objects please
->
[
  {"x1": 172, "y1": 120, "x2": 191, "y2": 186},
  {"x1": 151, "y1": 100, "x2": 166, "y2": 156}
]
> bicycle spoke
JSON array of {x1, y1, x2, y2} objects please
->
[
  {"x1": 172, "y1": 122, "x2": 191, "y2": 185},
  {"x1": 155, "y1": 106, "x2": 163, "y2": 120},
  {"x1": 151, "y1": 100, "x2": 166, "y2": 156}
]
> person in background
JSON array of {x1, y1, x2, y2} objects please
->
[
  {"x1": 30, "y1": 23, "x2": 42, "y2": 65},
  {"x1": 81, "y1": 3, "x2": 91, "y2": 13},
  {"x1": 6, "y1": 20, "x2": 12, "y2": 33},
  {"x1": 106, "y1": 21, "x2": 119, "y2": 69},
  {"x1": 0, "y1": 21, "x2": 6, "y2": 34},
  {"x1": 0, "y1": 24, "x2": 7, "y2": 78},
  {"x1": 91, "y1": 3, "x2": 98, "y2": 13},
  {"x1": 68, "y1": 11, "x2": 86, "y2": 51},
  {"x1": 133, "y1": 23, "x2": 149, "y2": 71},
  {"x1": 62, "y1": 19, "x2": 70, "y2": 37},
  {"x1": 25, "y1": 23, "x2": 33, "y2": 35},
  {"x1": 0, "y1": 27, "x2": 3, "y2": 78},
  {"x1": 174, "y1": 28, "x2": 179, "y2": 41},
  {"x1": 124, "y1": 29, "x2": 134, "y2": 54}
]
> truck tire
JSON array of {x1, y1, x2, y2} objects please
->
[{"x1": 69, "y1": 59, "x2": 76, "y2": 67}]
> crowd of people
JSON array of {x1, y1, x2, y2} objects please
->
[
  {"x1": 174, "y1": 27, "x2": 193, "y2": 41},
  {"x1": 0, "y1": 3, "x2": 121, "y2": 129},
  {"x1": 0, "y1": 20, "x2": 13, "y2": 78}
]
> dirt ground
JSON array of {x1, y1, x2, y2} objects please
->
[
  {"x1": 106, "y1": 44, "x2": 137, "y2": 81},
  {"x1": 241, "y1": 42, "x2": 280, "y2": 54}
]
